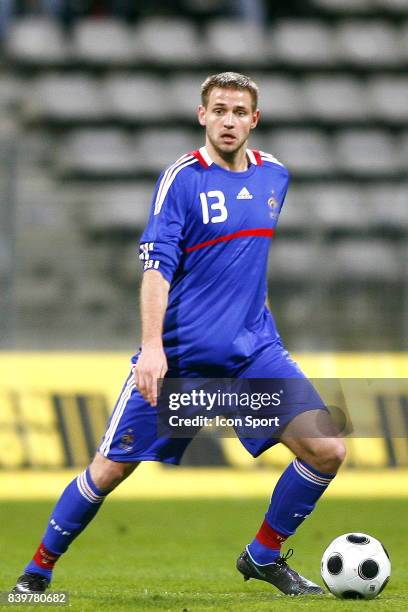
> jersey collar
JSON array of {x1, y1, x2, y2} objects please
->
[{"x1": 195, "y1": 146, "x2": 263, "y2": 169}]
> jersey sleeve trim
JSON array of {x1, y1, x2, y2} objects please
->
[{"x1": 153, "y1": 153, "x2": 198, "y2": 216}]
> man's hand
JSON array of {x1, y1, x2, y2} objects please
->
[{"x1": 133, "y1": 344, "x2": 168, "y2": 407}]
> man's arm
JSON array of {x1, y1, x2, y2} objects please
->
[{"x1": 133, "y1": 270, "x2": 169, "y2": 407}]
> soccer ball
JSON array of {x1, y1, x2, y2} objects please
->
[{"x1": 321, "y1": 532, "x2": 391, "y2": 599}]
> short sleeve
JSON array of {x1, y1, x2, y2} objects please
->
[{"x1": 139, "y1": 170, "x2": 188, "y2": 284}]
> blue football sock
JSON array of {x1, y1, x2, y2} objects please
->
[
  {"x1": 248, "y1": 457, "x2": 335, "y2": 564},
  {"x1": 25, "y1": 468, "x2": 107, "y2": 580},
  {"x1": 247, "y1": 537, "x2": 281, "y2": 565}
]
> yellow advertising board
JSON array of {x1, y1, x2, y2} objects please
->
[{"x1": 0, "y1": 352, "x2": 407, "y2": 471}]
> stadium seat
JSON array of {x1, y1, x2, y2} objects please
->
[
  {"x1": 249, "y1": 134, "x2": 267, "y2": 153},
  {"x1": 368, "y1": 77, "x2": 408, "y2": 123},
  {"x1": 0, "y1": 75, "x2": 21, "y2": 111},
  {"x1": 335, "y1": 21, "x2": 403, "y2": 66},
  {"x1": 134, "y1": 129, "x2": 198, "y2": 173},
  {"x1": 0, "y1": 236, "x2": 11, "y2": 278},
  {"x1": 334, "y1": 129, "x2": 401, "y2": 176},
  {"x1": 82, "y1": 183, "x2": 152, "y2": 232},
  {"x1": 117, "y1": 243, "x2": 144, "y2": 287},
  {"x1": 268, "y1": 20, "x2": 337, "y2": 66},
  {"x1": 5, "y1": 18, "x2": 69, "y2": 65},
  {"x1": 23, "y1": 75, "x2": 105, "y2": 122},
  {"x1": 57, "y1": 129, "x2": 138, "y2": 177},
  {"x1": 14, "y1": 131, "x2": 55, "y2": 166},
  {"x1": 16, "y1": 222, "x2": 79, "y2": 280},
  {"x1": 366, "y1": 184, "x2": 408, "y2": 230},
  {"x1": 15, "y1": 275, "x2": 63, "y2": 310},
  {"x1": 311, "y1": 0, "x2": 374, "y2": 12},
  {"x1": 377, "y1": 0, "x2": 408, "y2": 13},
  {"x1": 268, "y1": 239, "x2": 323, "y2": 281},
  {"x1": 72, "y1": 19, "x2": 135, "y2": 65},
  {"x1": 311, "y1": 184, "x2": 371, "y2": 230},
  {"x1": 103, "y1": 75, "x2": 166, "y2": 122},
  {"x1": 328, "y1": 239, "x2": 401, "y2": 281},
  {"x1": 302, "y1": 76, "x2": 369, "y2": 122},
  {"x1": 254, "y1": 75, "x2": 304, "y2": 121},
  {"x1": 399, "y1": 131, "x2": 408, "y2": 171},
  {"x1": 75, "y1": 277, "x2": 118, "y2": 311},
  {"x1": 400, "y1": 22, "x2": 408, "y2": 62},
  {"x1": 66, "y1": 276, "x2": 122, "y2": 346},
  {"x1": 265, "y1": 129, "x2": 335, "y2": 176},
  {"x1": 136, "y1": 18, "x2": 201, "y2": 65},
  {"x1": 277, "y1": 186, "x2": 316, "y2": 232},
  {"x1": 204, "y1": 20, "x2": 267, "y2": 66},
  {"x1": 167, "y1": 73, "x2": 208, "y2": 120}
]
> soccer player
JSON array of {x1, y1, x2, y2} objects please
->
[{"x1": 13, "y1": 72, "x2": 345, "y2": 596}]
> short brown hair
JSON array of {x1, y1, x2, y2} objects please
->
[{"x1": 201, "y1": 72, "x2": 259, "y2": 111}]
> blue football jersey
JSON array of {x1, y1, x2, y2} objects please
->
[{"x1": 139, "y1": 146, "x2": 290, "y2": 372}]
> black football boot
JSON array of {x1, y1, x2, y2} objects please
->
[{"x1": 237, "y1": 548, "x2": 325, "y2": 596}]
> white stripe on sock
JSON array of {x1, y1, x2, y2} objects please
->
[
  {"x1": 293, "y1": 458, "x2": 333, "y2": 487},
  {"x1": 76, "y1": 471, "x2": 104, "y2": 504}
]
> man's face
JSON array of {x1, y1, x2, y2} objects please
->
[{"x1": 198, "y1": 87, "x2": 260, "y2": 156}]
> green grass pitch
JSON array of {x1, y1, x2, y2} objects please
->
[{"x1": 0, "y1": 497, "x2": 407, "y2": 611}]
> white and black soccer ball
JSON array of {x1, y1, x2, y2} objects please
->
[{"x1": 321, "y1": 532, "x2": 391, "y2": 600}]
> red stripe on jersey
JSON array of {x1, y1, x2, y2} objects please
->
[
  {"x1": 189, "y1": 149, "x2": 209, "y2": 168},
  {"x1": 185, "y1": 228, "x2": 274, "y2": 253},
  {"x1": 252, "y1": 149, "x2": 263, "y2": 166}
]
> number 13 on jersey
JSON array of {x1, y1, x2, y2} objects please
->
[{"x1": 200, "y1": 191, "x2": 228, "y2": 224}]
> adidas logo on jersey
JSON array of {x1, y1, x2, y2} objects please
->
[{"x1": 237, "y1": 187, "x2": 253, "y2": 200}]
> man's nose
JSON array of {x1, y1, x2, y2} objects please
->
[{"x1": 223, "y1": 112, "x2": 235, "y2": 127}]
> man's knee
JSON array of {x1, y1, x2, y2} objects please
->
[
  {"x1": 307, "y1": 439, "x2": 347, "y2": 474},
  {"x1": 89, "y1": 453, "x2": 139, "y2": 492}
]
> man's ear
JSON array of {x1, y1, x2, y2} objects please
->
[
  {"x1": 197, "y1": 105, "x2": 207, "y2": 127},
  {"x1": 251, "y1": 109, "x2": 260, "y2": 130}
]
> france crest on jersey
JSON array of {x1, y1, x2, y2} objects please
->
[{"x1": 139, "y1": 146, "x2": 290, "y2": 373}]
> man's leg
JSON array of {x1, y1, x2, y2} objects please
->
[
  {"x1": 238, "y1": 409, "x2": 346, "y2": 595},
  {"x1": 14, "y1": 454, "x2": 138, "y2": 593},
  {"x1": 248, "y1": 410, "x2": 345, "y2": 562},
  {"x1": 234, "y1": 342, "x2": 346, "y2": 593},
  {"x1": 14, "y1": 361, "x2": 193, "y2": 594}
]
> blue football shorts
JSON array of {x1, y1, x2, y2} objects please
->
[{"x1": 98, "y1": 340, "x2": 327, "y2": 464}]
